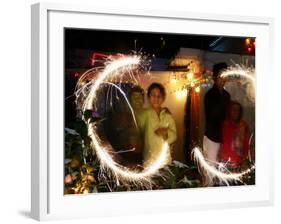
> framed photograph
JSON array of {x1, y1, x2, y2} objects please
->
[{"x1": 31, "y1": 2, "x2": 274, "y2": 221}]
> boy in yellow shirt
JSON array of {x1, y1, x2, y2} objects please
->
[{"x1": 139, "y1": 83, "x2": 177, "y2": 166}]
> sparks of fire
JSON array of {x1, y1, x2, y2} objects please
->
[
  {"x1": 192, "y1": 147, "x2": 255, "y2": 186},
  {"x1": 74, "y1": 55, "x2": 170, "y2": 188}
]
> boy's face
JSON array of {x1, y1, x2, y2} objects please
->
[
  {"x1": 230, "y1": 104, "x2": 241, "y2": 121},
  {"x1": 130, "y1": 92, "x2": 144, "y2": 110},
  {"x1": 148, "y1": 88, "x2": 164, "y2": 109}
]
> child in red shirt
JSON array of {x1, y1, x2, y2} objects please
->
[{"x1": 219, "y1": 101, "x2": 250, "y2": 169}]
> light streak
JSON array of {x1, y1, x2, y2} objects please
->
[
  {"x1": 75, "y1": 55, "x2": 170, "y2": 187},
  {"x1": 192, "y1": 147, "x2": 255, "y2": 185},
  {"x1": 102, "y1": 81, "x2": 138, "y2": 129},
  {"x1": 220, "y1": 65, "x2": 256, "y2": 104},
  {"x1": 220, "y1": 65, "x2": 255, "y2": 88},
  {"x1": 83, "y1": 55, "x2": 140, "y2": 111}
]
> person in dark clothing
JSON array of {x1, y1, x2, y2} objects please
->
[{"x1": 203, "y1": 62, "x2": 231, "y2": 186}]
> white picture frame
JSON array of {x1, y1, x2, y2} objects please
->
[{"x1": 31, "y1": 2, "x2": 274, "y2": 221}]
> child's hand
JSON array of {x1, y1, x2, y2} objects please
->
[{"x1": 154, "y1": 128, "x2": 168, "y2": 140}]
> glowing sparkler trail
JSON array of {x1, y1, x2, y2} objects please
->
[
  {"x1": 84, "y1": 56, "x2": 140, "y2": 111},
  {"x1": 88, "y1": 126, "x2": 169, "y2": 182},
  {"x1": 102, "y1": 81, "x2": 138, "y2": 129},
  {"x1": 220, "y1": 65, "x2": 255, "y2": 88},
  {"x1": 192, "y1": 147, "x2": 255, "y2": 185},
  {"x1": 221, "y1": 65, "x2": 256, "y2": 105},
  {"x1": 75, "y1": 55, "x2": 170, "y2": 187}
]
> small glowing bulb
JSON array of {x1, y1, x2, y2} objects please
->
[
  {"x1": 170, "y1": 78, "x2": 177, "y2": 84},
  {"x1": 245, "y1": 38, "x2": 251, "y2": 45},
  {"x1": 190, "y1": 82, "x2": 195, "y2": 87},
  {"x1": 175, "y1": 91, "x2": 181, "y2": 98},
  {"x1": 175, "y1": 89, "x2": 187, "y2": 99},
  {"x1": 195, "y1": 86, "x2": 200, "y2": 93},
  {"x1": 187, "y1": 72, "x2": 193, "y2": 80},
  {"x1": 83, "y1": 189, "x2": 89, "y2": 194}
]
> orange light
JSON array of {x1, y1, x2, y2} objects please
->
[{"x1": 245, "y1": 38, "x2": 251, "y2": 45}]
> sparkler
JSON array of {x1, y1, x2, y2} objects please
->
[{"x1": 75, "y1": 55, "x2": 170, "y2": 188}]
